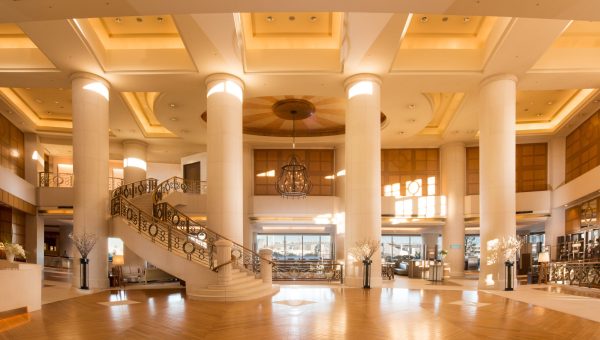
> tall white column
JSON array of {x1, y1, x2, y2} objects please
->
[
  {"x1": 344, "y1": 74, "x2": 382, "y2": 287},
  {"x1": 71, "y1": 73, "x2": 110, "y2": 289},
  {"x1": 123, "y1": 140, "x2": 147, "y2": 184},
  {"x1": 478, "y1": 74, "x2": 517, "y2": 290},
  {"x1": 205, "y1": 74, "x2": 244, "y2": 243},
  {"x1": 441, "y1": 142, "x2": 466, "y2": 277},
  {"x1": 546, "y1": 136, "x2": 566, "y2": 260},
  {"x1": 24, "y1": 133, "x2": 45, "y2": 264}
]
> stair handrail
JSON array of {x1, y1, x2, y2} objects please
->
[
  {"x1": 112, "y1": 178, "x2": 158, "y2": 200},
  {"x1": 153, "y1": 176, "x2": 207, "y2": 204},
  {"x1": 152, "y1": 176, "x2": 275, "y2": 274},
  {"x1": 110, "y1": 183, "x2": 216, "y2": 270}
]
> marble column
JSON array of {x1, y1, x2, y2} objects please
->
[
  {"x1": 546, "y1": 136, "x2": 566, "y2": 260},
  {"x1": 24, "y1": 133, "x2": 45, "y2": 265},
  {"x1": 478, "y1": 74, "x2": 517, "y2": 290},
  {"x1": 71, "y1": 73, "x2": 110, "y2": 289},
  {"x1": 123, "y1": 140, "x2": 148, "y2": 184},
  {"x1": 205, "y1": 74, "x2": 244, "y2": 243},
  {"x1": 344, "y1": 74, "x2": 382, "y2": 287},
  {"x1": 441, "y1": 142, "x2": 466, "y2": 277}
]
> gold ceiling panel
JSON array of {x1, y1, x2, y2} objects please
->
[
  {"x1": 100, "y1": 16, "x2": 180, "y2": 37},
  {"x1": 251, "y1": 12, "x2": 333, "y2": 37},
  {"x1": 553, "y1": 21, "x2": 600, "y2": 48},
  {"x1": 420, "y1": 93, "x2": 464, "y2": 135},
  {"x1": 12, "y1": 88, "x2": 72, "y2": 121},
  {"x1": 516, "y1": 90, "x2": 578, "y2": 123},
  {"x1": 0, "y1": 24, "x2": 55, "y2": 69},
  {"x1": 121, "y1": 92, "x2": 177, "y2": 138}
]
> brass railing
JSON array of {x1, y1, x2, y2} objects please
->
[
  {"x1": 152, "y1": 177, "x2": 272, "y2": 275},
  {"x1": 112, "y1": 178, "x2": 158, "y2": 200},
  {"x1": 549, "y1": 261, "x2": 600, "y2": 288},
  {"x1": 272, "y1": 260, "x2": 343, "y2": 283},
  {"x1": 153, "y1": 177, "x2": 207, "y2": 203},
  {"x1": 111, "y1": 195, "x2": 214, "y2": 268},
  {"x1": 108, "y1": 177, "x2": 124, "y2": 191},
  {"x1": 38, "y1": 172, "x2": 73, "y2": 187}
]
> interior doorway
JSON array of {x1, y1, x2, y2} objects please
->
[{"x1": 183, "y1": 161, "x2": 201, "y2": 181}]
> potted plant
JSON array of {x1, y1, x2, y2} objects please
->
[
  {"x1": 69, "y1": 232, "x2": 97, "y2": 289},
  {"x1": 0, "y1": 241, "x2": 26, "y2": 262},
  {"x1": 348, "y1": 239, "x2": 380, "y2": 288}
]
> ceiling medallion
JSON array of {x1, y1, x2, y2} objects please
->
[{"x1": 274, "y1": 99, "x2": 312, "y2": 199}]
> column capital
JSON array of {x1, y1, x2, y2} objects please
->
[
  {"x1": 70, "y1": 72, "x2": 110, "y2": 88},
  {"x1": 440, "y1": 141, "x2": 466, "y2": 150},
  {"x1": 344, "y1": 73, "x2": 382, "y2": 92},
  {"x1": 205, "y1": 73, "x2": 245, "y2": 90},
  {"x1": 479, "y1": 73, "x2": 518, "y2": 88}
]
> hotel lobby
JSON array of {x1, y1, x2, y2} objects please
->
[{"x1": 1, "y1": 1, "x2": 600, "y2": 339}]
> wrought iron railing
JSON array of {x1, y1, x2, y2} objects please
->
[
  {"x1": 109, "y1": 177, "x2": 124, "y2": 191},
  {"x1": 38, "y1": 172, "x2": 73, "y2": 187},
  {"x1": 549, "y1": 261, "x2": 600, "y2": 288},
  {"x1": 111, "y1": 195, "x2": 214, "y2": 268},
  {"x1": 112, "y1": 178, "x2": 158, "y2": 200},
  {"x1": 152, "y1": 177, "x2": 273, "y2": 275},
  {"x1": 153, "y1": 177, "x2": 207, "y2": 203},
  {"x1": 272, "y1": 260, "x2": 343, "y2": 283}
]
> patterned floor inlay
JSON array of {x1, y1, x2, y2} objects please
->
[
  {"x1": 448, "y1": 300, "x2": 491, "y2": 307},
  {"x1": 97, "y1": 300, "x2": 140, "y2": 307},
  {"x1": 274, "y1": 299, "x2": 317, "y2": 307}
]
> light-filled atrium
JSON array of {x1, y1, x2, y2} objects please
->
[{"x1": 1, "y1": 1, "x2": 600, "y2": 339}]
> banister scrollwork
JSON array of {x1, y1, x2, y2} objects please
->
[
  {"x1": 153, "y1": 177, "x2": 207, "y2": 204},
  {"x1": 549, "y1": 261, "x2": 600, "y2": 288},
  {"x1": 112, "y1": 178, "x2": 158, "y2": 200}
]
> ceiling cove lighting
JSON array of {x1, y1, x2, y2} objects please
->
[
  {"x1": 347, "y1": 81, "x2": 373, "y2": 99},
  {"x1": 206, "y1": 80, "x2": 243, "y2": 102},
  {"x1": 83, "y1": 82, "x2": 109, "y2": 100},
  {"x1": 123, "y1": 157, "x2": 147, "y2": 171}
]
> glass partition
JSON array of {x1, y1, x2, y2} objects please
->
[
  {"x1": 256, "y1": 233, "x2": 334, "y2": 261},
  {"x1": 381, "y1": 235, "x2": 423, "y2": 261}
]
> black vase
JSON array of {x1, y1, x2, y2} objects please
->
[
  {"x1": 362, "y1": 259, "x2": 373, "y2": 289},
  {"x1": 504, "y1": 260, "x2": 514, "y2": 291},
  {"x1": 80, "y1": 257, "x2": 89, "y2": 290}
]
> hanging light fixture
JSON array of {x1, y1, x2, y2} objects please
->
[{"x1": 274, "y1": 99, "x2": 313, "y2": 198}]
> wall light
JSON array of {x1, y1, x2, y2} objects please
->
[
  {"x1": 207, "y1": 80, "x2": 243, "y2": 102},
  {"x1": 336, "y1": 169, "x2": 346, "y2": 177},
  {"x1": 83, "y1": 82, "x2": 109, "y2": 100},
  {"x1": 347, "y1": 81, "x2": 373, "y2": 99},
  {"x1": 32, "y1": 150, "x2": 40, "y2": 160},
  {"x1": 10, "y1": 149, "x2": 19, "y2": 158},
  {"x1": 256, "y1": 170, "x2": 275, "y2": 177},
  {"x1": 123, "y1": 157, "x2": 147, "y2": 171}
]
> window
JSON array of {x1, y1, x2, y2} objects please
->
[
  {"x1": 255, "y1": 234, "x2": 333, "y2": 261},
  {"x1": 381, "y1": 235, "x2": 423, "y2": 261}
]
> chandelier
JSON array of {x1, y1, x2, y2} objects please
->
[{"x1": 274, "y1": 99, "x2": 312, "y2": 198}]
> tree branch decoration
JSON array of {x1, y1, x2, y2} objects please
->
[
  {"x1": 69, "y1": 232, "x2": 97, "y2": 259},
  {"x1": 348, "y1": 239, "x2": 380, "y2": 261},
  {"x1": 486, "y1": 236, "x2": 524, "y2": 265}
]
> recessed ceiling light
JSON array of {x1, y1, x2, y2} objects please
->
[
  {"x1": 136, "y1": 17, "x2": 143, "y2": 23},
  {"x1": 288, "y1": 16, "x2": 296, "y2": 21},
  {"x1": 115, "y1": 17, "x2": 122, "y2": 23},
  {"x1": 536, "y1": 113, "x2": 543, "y2": 117},
  {"x1": 398, "y1": 131, "x2": 406, "y2": 135},
  {"x1": 309, "y1": 16, "x2": 318, "y2": 23},
  {"x1": 463, "y1": 17, "x2": 471, "y2": 23},
  {"x1": 524, "y1": 108, "x2": 529, "y2": 112},
  {"x1": 442, "y1": 17, "x2": 449, "y2": 22},
  {"x1": 420, "y1": 16, "x2": 429, "y2": 23},
  {"x1": 170, "y1": 117, "x2": 178, "y2": 121},
  {"x1": 54, "y1": 101, "x2": 60, "y2": 104},
  {"x1": 169, "y1": 103, "x2": 176, "y2": 109},
  {"x1": 407, "y1": 104, "x2": 416, "y2": 109},
  {"x1": 265, "y1": 16, "x2": 274, "y2": 23},
  {"x1": 408, "y1": 118, "x2": 416, "y2": 123},
  {"x1": 157, "y1": 17, "x2": 164, "y2": 23},
  {"x1": 547, "y1": 101, "x2": 553, "y2": 105}
]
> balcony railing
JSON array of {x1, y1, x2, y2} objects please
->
[
  {"x1": 272, "y1": 260, "x2": 343, "y2": 283},
  {"x1": 549, "y1": 261, "x2": 600, "y2": 288},
  {"x1": 38, "y1": 172, "x2": 73, "y2": 188}
]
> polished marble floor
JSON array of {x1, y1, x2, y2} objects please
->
[{"x1": 2, "y1": 284, "x2": 599, "y2": 340}]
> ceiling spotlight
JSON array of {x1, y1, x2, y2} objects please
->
[
  {"x1": 169, "y1": 103, "x2": 176, "y2": 109},
  {"x1": 398, "y1": 131, "x2": 406, "y2": 135},
  {"x1": 463, "y1": 17, "x2": 471, "y2": 23},
  {"x1": 266, "y1": 16, "x2": 274, "y2": 23},
  {"x1": 170, "y1": 117, "x2": 178, "y2": 121},
  {"x1": 407, "y1": 104, "x2": 416, "y2": 109},
  {"x1": 524, "y1": 108, "x2": 529, "y2": 112},
  {"x1": 115, "y1": 17, "x2": 122, "y2": 23},
  {"x1": 288, "y1": 15, "x2": 296, "y2": 21},
  {"x1": 157, "y1": 17, "x2": 164, "y2": 22},
  {"x1": 136, "y1": 17, "x2": 143, "y2": 23},
  {"x1": 536, "y1": 113, "x2": 543, "y2": 117},
  {"x1": 309, "y1": 16, "x2": 318, "y2": 23},
  {"x1": 408, "y1": 118, "x2": 416, "y2": 123},
  {"x1": 442, "y1": 17, "x2": 449, "y2": 22},
  {"x1": 547, "y1": 101, "x2": 553, "y2": 105},
  {"x1": 420, "y1": 16, "x2": 429, "y2": 23}
]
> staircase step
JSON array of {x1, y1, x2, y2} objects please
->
[
  {"x1": 188, "y1": 283, "x2": 280, "y2": 301},
  {"x1": 206, "y1": 277, "x2": 262, "y2": 290}
]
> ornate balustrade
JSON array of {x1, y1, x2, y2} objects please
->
[
  {"x1": 108, "y1": 177, "x2": 124, "y2": 191},
  {"x1": 112, "y1": 178, "x2": 158, "y2": 200},
  {"x1": 111, "y1": 195, "x2": 214, "y2": 268},
  {"x1": 153, "y1": 177, "x2": 207, "y2": 203},
  {"x1": 38, "y1": 172, "x2": 73, "y2": 187},
  {"x1": 272, "y1": 260, "x2": 343, "y2": 283},
  {"x1": 549, "y1": 261, "x2": 600, "y2": 288}
]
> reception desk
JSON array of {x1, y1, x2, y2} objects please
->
[{"x1": 0, "y1": 260, "x2": 42, "y2": 313}]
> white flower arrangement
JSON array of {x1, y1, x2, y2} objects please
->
[
  {"x1": 348, "y1": 239, "x2": 380, "y2": 262},
  {"x1": 0, "y1": 241, "x2": 26, "y2": 259},
  {"x1": 486, "y1": 236, "x2": 523, "y2": 265}
]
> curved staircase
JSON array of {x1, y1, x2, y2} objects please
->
[{"x1": 110, "y1": 178, "x2": 279, "y2": 301}]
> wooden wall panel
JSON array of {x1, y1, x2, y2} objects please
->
[
  {"x1": 0, "y1": 113, "x2": 25, "y2": 178},
  {"x1": 566, "y1": 111, "x2": 600, "y2": 183},
  {"x1": 381, "y1": 148, "x2": 439, "y2": 196}
]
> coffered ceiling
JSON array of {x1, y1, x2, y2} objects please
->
[{"x1": 1, "y1": 1, "x2": 600, "y2": 160}]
